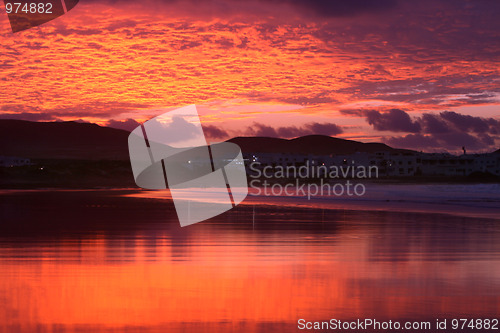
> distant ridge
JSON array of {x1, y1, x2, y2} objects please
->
[
  {"x1": 228, "y1": 135, "x2": 404, "y2": 156},
  {"x1": 2, "y1": 120, "x2": 495, "y2": 161},
  {"x1": 1, "y1": 121, "x2": 408, "y2": 160},
  {"x1": 0, "y1": 120, "x2": 130, "y2": 160}
]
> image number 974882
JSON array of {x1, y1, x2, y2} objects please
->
[{"x1": 3, "y1": 0, "x2": 79, "y2": 32}]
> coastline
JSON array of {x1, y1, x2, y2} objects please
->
[
  {"x1": 1, "y1": 183, "x2": 498, "y2": 221},
  {"x1": 124, "y1": 183, "x2": 500, "y2": 221}
]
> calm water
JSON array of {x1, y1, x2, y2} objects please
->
[{"x1": 0, "y1": 190, "x2": 499, "y2": 332}]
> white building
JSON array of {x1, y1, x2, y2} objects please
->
[
  {"x1": 245, "y1": 149, "x2": 500, "y2": 178},
  {"x1": 0, "y1": 156, "x2": 31, "y2": 167}
]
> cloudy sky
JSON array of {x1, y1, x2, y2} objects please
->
[{"x1": 0, "y1": 0, "x2": 499, "y2": 152}]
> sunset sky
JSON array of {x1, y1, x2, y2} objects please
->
[{"x1": 0, "y1": 0, "x2": 499, "y2": 152}]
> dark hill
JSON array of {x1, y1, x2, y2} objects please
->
[
  {"x1": 228, "y1": 135, "x2": 400, "y2": 155},
  {"x1": 0, "y1": 121, "x2": 420, "y2": 161},
  {"x1": 0, "y1": 120, "x2": 130, "y2": 160}
]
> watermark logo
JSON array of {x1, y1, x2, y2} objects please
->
[
  {"x1": 247, "y1": 159, "x2": 379, "y2": 199},
  {"x1": 3, "y1": 0, "x2": 79, "y2": 33},
  {"x1": 128, "y1": 105, "x2": 248, "y2": 227}
]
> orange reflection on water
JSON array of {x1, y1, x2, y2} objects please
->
[{"x1": 1, "y1": 223, "x2": 500, "y2": 333}]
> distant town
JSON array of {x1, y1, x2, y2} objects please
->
[
  {"x1": 2, "y1": 147, "x2": 500, "y2": 182},
  {"x1": 0, "y1": 120, "x2": 499, "y2": 188},
  {"x1": 244, "y1": 149, "x2": 500, "y2": 178}
]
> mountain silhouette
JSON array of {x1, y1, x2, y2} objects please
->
[
  {"x1": 0, "y1": 120, "x2": 432, "y2": 160},
  {"x1": 0, "y1": 120, "x2": 407, "y2": 160},
  {"x1": 0, "y1": 120, "x2": 129, "y2": 160},
  {"x1": 228, "y1": 135, "x2": 401, "y2": 156}
]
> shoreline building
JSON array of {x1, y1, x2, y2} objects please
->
[
  {"x1": 243, "y1": 149, "x2": 500, "y2": 178},
  {"x1": 0, "y1": 156, "x2": 31, "y2": 167}
]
